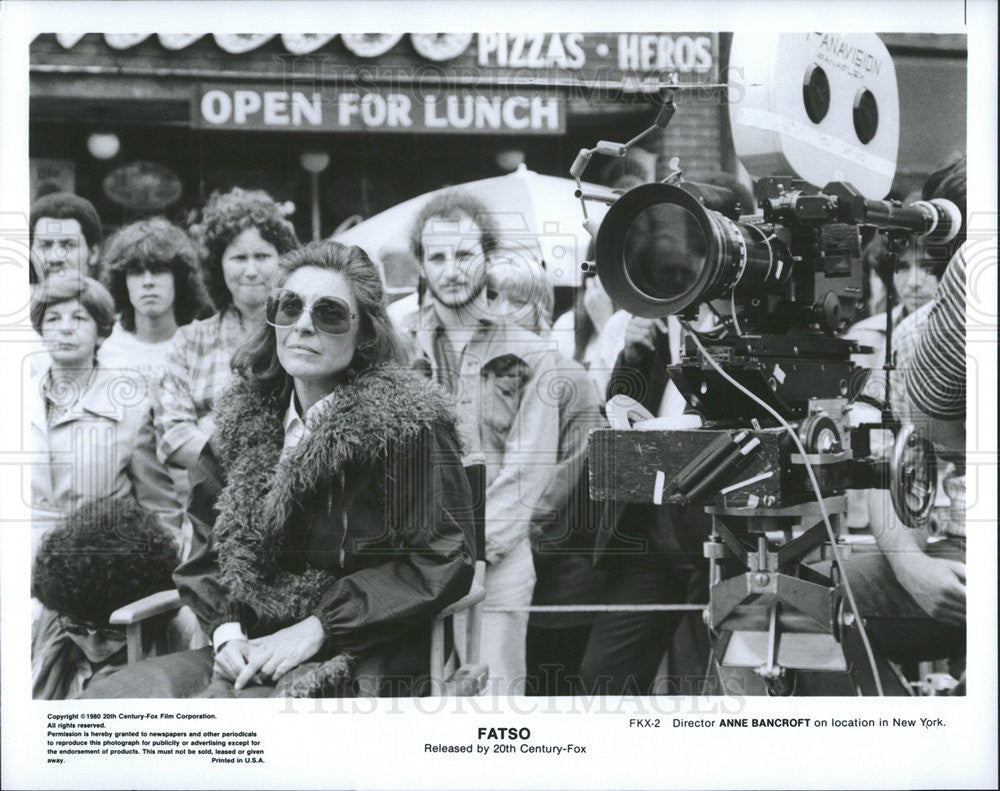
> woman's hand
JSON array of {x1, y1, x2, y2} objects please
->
[
  {"x1": 234, "y1": 616, "x2": 326, "y2": 691},
  {"x1": 213, "y1": 639, "x2": 253, "y2": 684}
]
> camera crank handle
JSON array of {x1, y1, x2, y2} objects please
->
[
  {"x1": 684, "y1": 436, "x2": 762, "y2": 504},
  {"x1": 666, "y1": 432, "x2": 739, "y2": 502}
]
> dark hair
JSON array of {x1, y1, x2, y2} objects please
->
[
  {"x1": 31, "y1": 497, "x2": 180, "y2": 627},
  {"x1": 99, "y1": 217, "x2": 212, "y2": 332},
  {"x1": 191, "y1": 188, "x2": 299, "y2": 311},
  {"x1": 233, "y1": 239, "x2": 409, "y2": 395},
  {"x1": 863, "y1": 233, "x2": 948, "y2": 299},
  {"x1": 866, "y1": 152, "x2": 968, "y2": 291},
  {"x1": 29, "y1": 193, "x2": 103, "y2": 285},
  {"x1": 573, "y1": 237, "x2": 601, "y2": 363},
  {"x1": 409, "y1": 189, "x2": 500, "y2": 262},
  {"x1": 30, "y1": 274, "x2": 115, "y2": 339},
  {"x1": 922, "y1": 154, "x2": 966, "y2": 259},
  {"x1": 30, "y1": 192, "x2": 103, "y2": 249},
  {"x1": 600, "y1": 154, "x2": 652, "y2": 189}
]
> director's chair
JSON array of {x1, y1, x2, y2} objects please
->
[{"x1": 110, "y1": 464, "x2": 489, "y2": 696}]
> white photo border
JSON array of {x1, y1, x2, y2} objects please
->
[{"x1": 2, "y1": 2, "x2": 996, "y2": 789}]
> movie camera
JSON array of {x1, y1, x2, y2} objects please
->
[{"x1": 575, "y1": 33, "x2": 961, "y2": 694}]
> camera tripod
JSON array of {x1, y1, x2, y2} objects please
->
[{"x1": 704, "y1": 495, "x2": 909, "y2": 695}]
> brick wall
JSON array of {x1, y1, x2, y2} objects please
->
[{"x1": 649, "y1": 88, "x2": 727, "y2": 182}]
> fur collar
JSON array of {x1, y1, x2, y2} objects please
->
[{"x1": 211, "y1": 366, "x2": 455, "y2": 624}]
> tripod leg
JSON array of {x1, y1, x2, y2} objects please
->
[{"x1": 840, "y1": 620, "x2": 913, "y2": 696}]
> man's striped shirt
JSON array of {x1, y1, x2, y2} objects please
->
[{"x1": 904, "y1": 245, "x2": 966, "y2": 421}]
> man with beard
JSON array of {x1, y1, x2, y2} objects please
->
[{"x1": 400, "y1": 191, "x2": 565, "y2": 695}]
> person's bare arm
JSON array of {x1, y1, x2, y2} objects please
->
[{"x1": 866, "y1": 489, "x2": 965, "y2": 625}]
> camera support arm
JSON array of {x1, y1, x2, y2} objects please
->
[
  {"x1": 569, "y1": 80, "x2": 679, "y2": 238},
  {"x1": 879, "y1": 230, "x2": 903, "y2": 426}
]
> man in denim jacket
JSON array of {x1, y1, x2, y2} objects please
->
[{"x1": 398, "y1": 190, "x2": 565, "y2": 695}]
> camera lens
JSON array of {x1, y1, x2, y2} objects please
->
[
  {"x1": 622, "y1": 204, "x2": 707, "y2": 302},
  {"x1": 596, "y1": 182, "x2": 792, "y2": 319}
]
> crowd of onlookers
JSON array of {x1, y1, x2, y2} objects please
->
[{"x1": 28, "y1": 150, "x2": 969, "y2": 699}]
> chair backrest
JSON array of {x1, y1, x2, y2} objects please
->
[{"x1": 463, "y1": 462, "x2": 486, "y2": 563}]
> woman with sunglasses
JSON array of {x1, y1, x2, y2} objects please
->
[
  {"x1": 32, "y1": 497, "x2": 197, "y2": 700},
  {"x1": 154, "y1": 188, "x2": 298, "y2": 473},
  {"x1": 82, "y1": 240, "x2": 476, "y2": 699}
]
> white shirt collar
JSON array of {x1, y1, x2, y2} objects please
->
[
  {"x1": 283, "y1": 390, "x2": 307, "y2": 452},
  {"x1": 282, "y1": 387, "x2": 342, "y2": 452}
]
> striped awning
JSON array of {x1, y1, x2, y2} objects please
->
[{"x1": 51, "y1": 33, "x2": 465, "y2": 58}]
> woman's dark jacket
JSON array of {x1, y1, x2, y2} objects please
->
[{"x1": 172, "y1": 366, "x2": 476, "y2": 665}]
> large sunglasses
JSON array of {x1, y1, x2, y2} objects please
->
[
  {"x1": 59, "y1": 616, "x2": 126, "y2": 642},
  {"x1": 265, "y1": 289, "x2": 357, "y2": 336}
]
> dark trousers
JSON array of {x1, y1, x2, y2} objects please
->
[
  {"x1": 78, "y1": 647, "x2": 216, "y2": 699},
  {"x1": 525, "y1": 624, "x2": 593, "y2": 696},
  {"x1": 822, "y1": 540, "x2": 966, "y2": 665},
  {"x1": 580, "y1": 553, "x2": 705, "y2": 696}
]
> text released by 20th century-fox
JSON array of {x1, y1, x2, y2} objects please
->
[{"x1": 38, "y1": 707, "x2": 952, "y2": 769}]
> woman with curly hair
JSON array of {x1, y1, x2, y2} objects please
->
[
  {"x1": 153, "y1": 188, "x2": 299, "y2": 472},
  {"x1": 32, "y1": 497, "x2": 196, "y2": 700},
  {"x1": 82, "y1": 239, "x2": 476, "y2": 699},
  {"x1": 30, "y1": 275, "x2": 182, "y2": 555},
  {"x1": 97, "y1": 217, "x2": 211, "y2": 387}
]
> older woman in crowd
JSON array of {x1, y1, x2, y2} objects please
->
[
  {"x1": 29, "y1": 275, "x2": 182, "y2": 554},
  {"x1": 32, "y1": 497, "x2": 194, "y2": 699},
  {"x1": 81, "y1": 240, "x2": 475, "y2": 699},
  {"x1": 154, "y1": 188, "x2": 298, "y2": 472}
]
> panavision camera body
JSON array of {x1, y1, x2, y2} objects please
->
[
  {"x1": 580, "y1": 33, "x2": 960, "y2": 694},
  {"x1": 588, "y1": 32, "x2": 958, "y2": 517}
]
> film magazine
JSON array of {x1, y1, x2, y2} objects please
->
[{"x1": 1, "y1": 1, "x2": 997, "y2": 789}]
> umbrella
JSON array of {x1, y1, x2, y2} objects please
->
[{"x1": 333, "y1": 164, "x2": 611, "y2": 293}]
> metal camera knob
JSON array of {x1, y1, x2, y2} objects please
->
[{"x1": 889, "y1": 423, "x2": 938, "y2": 528}]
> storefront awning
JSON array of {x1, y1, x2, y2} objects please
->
[{"x1": 33, "y1": 32, "x2": 721, "y2": 90}]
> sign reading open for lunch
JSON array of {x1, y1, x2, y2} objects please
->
[{"x1": 194, "y1": 84, "x2": 565, "y2": 134}]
